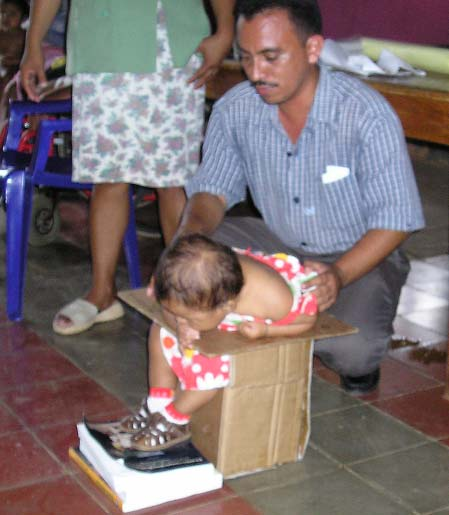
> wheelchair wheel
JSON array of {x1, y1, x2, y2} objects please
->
[{"x1": 28, "y1": 192, "x2": 61, "y2": 247}]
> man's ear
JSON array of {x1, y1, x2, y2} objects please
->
[{"x1": 306, "y1": 35, "x2": 324, "y2": 64}]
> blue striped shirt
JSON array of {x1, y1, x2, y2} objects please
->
[{"x1": 186, "y1": 66, "x2": 425, "y2": 254}]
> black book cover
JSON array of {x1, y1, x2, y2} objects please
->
[{"x1": 84, "y1": 422, "x2": 207, "y2": 473}]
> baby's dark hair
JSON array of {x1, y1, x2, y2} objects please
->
[
  {"x1": 1, "y1": 0, "x2": 29, "y2": 19},
  {"x1": 234, "y1": 0, "x2": 322, "y2": 41},
  {"x1": 154, "y1": 234, "x2": 244, "y2": 310}
]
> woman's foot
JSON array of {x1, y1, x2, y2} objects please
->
[{"x1": 52, "y1": 298, "x2": 124, "y2": 335}]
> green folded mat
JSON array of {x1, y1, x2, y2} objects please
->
[{"x1": 361, "y1": 38, "x2": 449, "y2": 75}]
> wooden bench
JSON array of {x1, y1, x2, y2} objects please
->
[{"x1": 206, "y1": 60, "x2": 449, "y2": 147}]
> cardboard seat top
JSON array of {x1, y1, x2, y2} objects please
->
[{"x1": 118, "y1": 289, "x2": 357, "y2": 357}]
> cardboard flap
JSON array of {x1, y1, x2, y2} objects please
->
[{"x1": 118, "y1": 288, "x2": 357, "y2": 357}]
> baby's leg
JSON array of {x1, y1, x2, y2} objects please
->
[
  {"x1": 128, "y1": 388, "x2": 218, "y2": 453},
  {"x1": 86, "y1": 323, "x2": 175, "y2": 437},
  {"x1": 148, "y1": 322, "x2": 177, "y2": 390},
  {"x1": 173, "y1": 389, "x2": 218, "y2": 417},
  {"x1": 146, "y1": 322, "x2": 178, "y2": 413}
]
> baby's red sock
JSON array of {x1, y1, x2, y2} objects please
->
[{"x1": 162, "y1": 402, "x2": 190, "y2": 425}]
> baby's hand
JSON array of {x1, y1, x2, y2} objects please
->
[
  {"x1": 238, "y1": 321, "x2": 268, "y2": 340},
  {"x1": 176, "y1": 318, "x2": 200, "y2": 350}
]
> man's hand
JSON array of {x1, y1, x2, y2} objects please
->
[
  {"x1": 303, "y1": 260, "x2": 343, "y2": 312},
  {"x1": 303, "y1": 229, "x2": 409, "y2": 312}
]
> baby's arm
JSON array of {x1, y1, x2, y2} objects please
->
[
  {"x1": 160, "y1": 309, "x2": 200, "y2": 350},
  {"x1": 238, "y1": 312, "x2": 317, "y2": 340}
]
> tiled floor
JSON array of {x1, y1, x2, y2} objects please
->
[{"x1": 0, "y1": 142, "x2": 447, "y2": 514}]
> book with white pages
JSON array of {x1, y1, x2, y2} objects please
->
[{"x1": 74, "y1": 422, "x2": 223, "y2": 513}]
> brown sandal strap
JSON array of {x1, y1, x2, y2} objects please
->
[
  {"x1": 86, "y1": 397, "x2": 151, "y2": 436},
  {"x1": 130, "y1": 412, "x2": 191, "y2": 451}
]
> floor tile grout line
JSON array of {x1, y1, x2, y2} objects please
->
[
  {"x1": 229, "y1": 468, "x2": 340, "y2": 498},
  {"x1": 387, "y1": 356, "x2": 446, "y2": 385},
  {"x1": 177, "y1": 492, "x2": 248, "y2": 515},
  {"x1": 343, "y1": 465, "x2": 421, "y2": 515},
  {"x1": 311, "y1": 379, "x2": 446, "y2": 417},
  {"x1": 0, "y1": 372, "x2": 88, "y2": 396},
  {"x1": 0, "y1": 470, "x2": 69, "y2": 494},
  {"x1": 372, "y1": 382, "x2": 447, "y2": 403},
  {"x1": 312, "y1": 396, "x2": 448, "y2": 447},
  {"x1": 0, "y1": 404, "x2": 76, "y2": 479},
  {"x1": 70, "y1": 469, "x2": 119, "y2": 514},
  {"x1": 308, "y1": 440, "x2": 348, "y2": 467},
  {"x1": 367, "y1": 398, "x2": 449, "y2": 443},
  {"x1": 342, "y1": 440, "x2": 433, "y2": 467},
  {"x1": 421, "y1": 503, "x2": 449, "y2": 515}
]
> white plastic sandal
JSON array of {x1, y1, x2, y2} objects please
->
[{"x1": 52, "y1": 298, "x2": 124, "y2": 335}]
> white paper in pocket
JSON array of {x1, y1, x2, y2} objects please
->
[{"x1": 322, "y1": 165, "x2": 350, "y2": 184}]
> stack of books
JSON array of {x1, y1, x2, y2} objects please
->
[{"x1": 70, "y1": 422, "x2": 223, "y2": 512}]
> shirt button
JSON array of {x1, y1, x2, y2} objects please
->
[
  {"x1": 287, "y1": 151, "x2": 292, "y2": 157},
  {"x1": 301, "y1": 242, "x2": 308, "y2": 246},
  {"x1": 293, "y1": 196, "x2": 300, "y2": 204}
]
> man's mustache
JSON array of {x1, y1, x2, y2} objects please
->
[{"x1": 251, "y1": 81, "x2": 277, "y2": 88}]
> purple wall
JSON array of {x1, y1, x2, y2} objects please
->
[{"x1": 319, "y1": 0, "x2": 449, "y2": 47}]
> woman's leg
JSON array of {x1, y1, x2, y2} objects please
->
[
  {"x1": 85, "y1": 182, "x2": 130, "y2": 310},
  {"x1": 156, "y1": 186, "x2": 186, "y2": 245},
  {"x1": 52, "y1": 182, "x2": 131, "y2": 332}
]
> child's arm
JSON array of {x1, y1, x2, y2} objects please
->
[
  {"x1": 160, "y1": 308, "x2": 200, "y2": 350},
  {"x1": 238, "y1": 312, "x2": 317, "y2": 340}
]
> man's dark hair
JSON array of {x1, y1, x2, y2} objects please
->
[
  {"x1": 234, "y1": 0, "x2": 322, "y2": 41},
  {"x1": 154, "y1": 234, "x2": 244, "y2": 310}
]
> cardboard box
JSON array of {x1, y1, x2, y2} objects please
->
[{"x1": 119, "y1": 289, "x2": 356, "y2": 478}]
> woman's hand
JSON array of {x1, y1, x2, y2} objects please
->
[
  {"x1": 20, "y1": 47, "x2": 46, "y2": 101},
  {"x1": 188, "y1": 31, "x2": 233, "y2": 89}
]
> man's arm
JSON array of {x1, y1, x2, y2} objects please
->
[
  {"x1": 176, "y1": 192, "x2": 227, "y2": 238},
  {"x1": 20, "y1": 0, "x2": 61, "y2": 101},
  {"x1": 304, "y1": 229, "x2": 409, "y2": 312},
  {"x1": 189, "y1": 0, "x2": 235, "y2": 88}
]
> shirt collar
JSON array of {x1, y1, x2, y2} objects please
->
[
  {"x1": 307, "y1": 65, "x2": 336, "y2": 125},
  {"x1": 261, "y1": 65, "x2": 337, "y2": 133}
]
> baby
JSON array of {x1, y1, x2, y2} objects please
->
[{"x1": 90, "y1": 234, "x2": 317, "y2": 453}]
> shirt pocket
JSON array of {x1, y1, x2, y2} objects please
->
[{"x1": 319, "y1": 172, "x2": 365, "y2": 232}]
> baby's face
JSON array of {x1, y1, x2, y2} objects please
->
[
  {"x1": 0, "y1": 3, "x2": 23, "y2": 31},
  {"x1": 161, "y1": 298, "x2": 230, "y2": 332}
]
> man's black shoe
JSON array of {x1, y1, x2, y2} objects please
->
[{"x1": 340, "y1": 368, "x2": 380, "y2": 396}]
